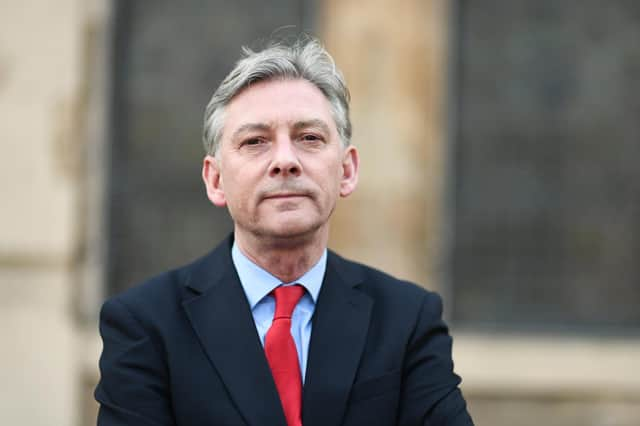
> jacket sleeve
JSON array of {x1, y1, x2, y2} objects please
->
[
  {"x1": 94, "y1": 297, "x2": 176, "y2": 426},
  {"x1": 397, "y1": 292, "x2": 474, "y2": 426}
]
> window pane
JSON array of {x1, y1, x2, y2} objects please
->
[{"x1": 452, "y1": 0, "x2": 640, "y2": 332}]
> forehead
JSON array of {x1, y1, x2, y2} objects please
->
[{"x1": 222, "y1": 79, "x2": 337, "y2": 135}]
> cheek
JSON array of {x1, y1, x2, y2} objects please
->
[
  {"x1": 329, "y1": 163, "x2": 345, "y2": 190},
  {"x1": 315, "y1": 172, "x2": 342, "y2": 203},
  {"x1": 227, "y1": 178, "x2": 258, "y2": 211}
]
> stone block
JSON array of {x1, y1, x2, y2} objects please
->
[{"x1": 0, "y1": 267, "x2": 78, "y2": 426}]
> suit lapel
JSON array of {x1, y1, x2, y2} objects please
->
[
  {"x1": 302, "y1": 252, "x2": 373, "y2": 426},
  {"x1": 181, "y1": 238, "x2": 286, "y2": 426}
]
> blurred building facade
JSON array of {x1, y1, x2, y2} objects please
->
[{"x1": 1, "y1": 0, "x2": 639, "y2": 425}]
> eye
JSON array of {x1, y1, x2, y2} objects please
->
[
  {"x1": 242, "y1": 137, "x2": 265, "y2": 147},
  {"x1": 300, "y1": 134, "x2": 323, "y2": 142}
]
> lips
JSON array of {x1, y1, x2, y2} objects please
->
[
  {"x1": 263, "y1": 193, "x2": 307, "y2": 200},
  {"x1": 259, "y1": 184, "x2": 314, "y2": 201}
]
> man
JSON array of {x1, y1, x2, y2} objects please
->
[{"x1": 95, "y1": 37, "x2": 474, "y2": 426}]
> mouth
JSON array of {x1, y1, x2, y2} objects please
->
[{"x1": 263, "y1": 193, "x2": 308, "y2": 200}]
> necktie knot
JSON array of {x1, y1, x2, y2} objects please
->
[{"x1": 272, "y1": 284, "x2": 305, "y2": 319}]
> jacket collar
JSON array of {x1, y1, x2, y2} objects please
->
[{"x1": 182, "y1": 235, "x2": 372, "y2": 426}]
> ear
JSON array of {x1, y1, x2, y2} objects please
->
[
  {"x1": 202, "y1": 154, "x2": 227, "y2": 207},
  {"x1": 339, "y1": 145, "x2": 359, "y2": 197}
]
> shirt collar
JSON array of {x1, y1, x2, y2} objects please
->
[{"x1": 231, "y1": 241, "x2": 326, "y2": 309}]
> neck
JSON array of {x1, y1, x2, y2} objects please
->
[{"x1": 234, "y1": 227, "x2": 328, "y2": 283}]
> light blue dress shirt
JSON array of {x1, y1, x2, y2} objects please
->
[{"x1": 231, "y1": 242, "x2": 326, "y2": 382}]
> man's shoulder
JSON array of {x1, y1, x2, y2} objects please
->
[
  {"x1": 104, "y1": 237, "x2": 234, "y2": 313},
  {"x1": 109, "y1": 263, "x2": 188, "y2": 305},
  {"x1": 327, "y1": 250, "x2": 441, "y2": 306}
]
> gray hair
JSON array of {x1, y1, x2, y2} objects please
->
[{"x1": 202, "y1": 37, "x2": 351, "y2": 155}]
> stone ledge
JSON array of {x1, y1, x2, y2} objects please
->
[{"x1": 453, "y1": 332, "x2": 640, "y2": 399}]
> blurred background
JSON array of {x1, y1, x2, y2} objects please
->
[{"x1": 1, "y1": 0, "x2": 639, "y2": 425}]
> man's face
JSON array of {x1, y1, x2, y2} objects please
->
[{"x1": 202, "y1": 79, "x2": 359, "y2": 243}]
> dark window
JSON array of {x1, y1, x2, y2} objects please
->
[{"x1": 451, "y1": 0, "x2": 640, "y2": 333}]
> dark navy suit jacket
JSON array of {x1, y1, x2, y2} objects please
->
[{"x1": 95, "y1": 235, "x2": 473, "y2": 425}]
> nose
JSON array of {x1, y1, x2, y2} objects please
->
[{"x1": 269, "y1": 138, "x2": 302, "y2": 178}]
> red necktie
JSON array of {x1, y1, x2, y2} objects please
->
[{"x1": 265, "y1": 285, "x2": 305, "y2": 426}]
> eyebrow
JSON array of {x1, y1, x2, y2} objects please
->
[
  {"x1": 292, "y1": 119, "x2": 331, "y2": 135},
  {"x1": 230, "y1": 123, "x2": 272, "y2": 142}
]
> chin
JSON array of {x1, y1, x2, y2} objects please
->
[{"x1": 262, "y1": 218, "x2": 324, "y2": 241}]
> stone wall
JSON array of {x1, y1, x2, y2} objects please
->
[
  {"x1": 0, "y1": 0, "x2": 89, "y2": 424},
  {"x1": 324, "y1": 0, "x2": 450, "y2": 294}
]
